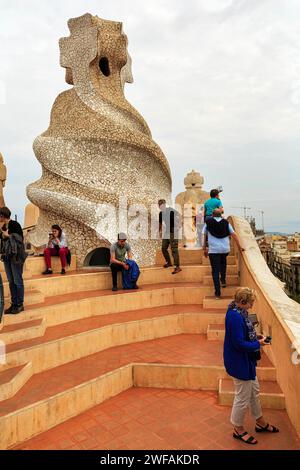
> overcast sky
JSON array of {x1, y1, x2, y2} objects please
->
[{"x1": 0, "y1": 0, "x2": 299, "y2": 232}]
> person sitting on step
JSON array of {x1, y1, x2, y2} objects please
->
[
  {"x1": 203, "y1": 208, "x2": 244, "y2": 299},
  {"x1": 110, "y1": 233, "x2": 139, "y2": 292},
  {"x1": 42, "y1": 225, "x2": 70, "y2": 275},
  {"x1": 224, "y1": 287, "x2": 279, "y2": 445}
]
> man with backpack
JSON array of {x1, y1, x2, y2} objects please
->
[
  {"x1": 203, "y1": 208, "x2": 244, "y2": 299},
  {"x1": 0, "y1": 207, "x2": 27, "y2": 314}
]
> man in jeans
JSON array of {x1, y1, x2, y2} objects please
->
[
  {"x1": 158, "y1": 199, "x2": 182, "y2": 275},
  {"x1": 0, "y1": 207, "x2": 26, "y2": 314},
  {"x1": 203, "y1": 209, "x2": 244, "y2": 299}
]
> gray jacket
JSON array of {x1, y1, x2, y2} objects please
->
[{"x1": 3, "y1": 233, "x2": 27, "y2": 264}]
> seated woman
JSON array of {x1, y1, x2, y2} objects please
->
[
  {"x1": 42, "y1": 225, "x2": 69, "y2": 275},
  {"x1": 224, "y1": 287, "x2": 279, "y2": 445}
]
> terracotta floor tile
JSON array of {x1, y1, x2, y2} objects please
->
[
  {"x1": 108, "y1": 425, "x2": 131, "y2": 439},
  {"x1": 95, "y1": 417, "x2": 121, "y2": 432},
  {"x1": 80, "y1": 437, "x2": 101, "y2": 450},
  {"x1": 12, "y1": 388, "x2": 300, "y2": 451},
  {"x1": 72, "y1": 430, "x2": 91, "y2": 443},
  {"x1": 135, "y1": 414, "x2": 156, "y2": 426},
  {"x1": 40, "y1": 443, "x2": 60, "y2": 450},
  {"x1": 185, "y1": 434, "x2": 214, "y2": 450},
  {"x1": 55, "y1": 438, "x2": 75, "y2": 450},
  {"x1": 204, "y1": 442, "x2": 226, "y2": 450},
  {"x1": 68, "y1": 444, "x2": 84, "y2": 450}
]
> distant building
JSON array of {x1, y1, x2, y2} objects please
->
[
  {"x1": 287, "y1": 233, "x2": 300, "y2": 252},
  {"x1": 258, "y1": 233, "x2": 300, "y2": 300},
  {"x1": 290, "y1": 255, "x2": 300, "y2": 298}
]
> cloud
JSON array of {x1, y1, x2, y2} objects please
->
[{"x1": 0, "y1": 0, "x2": 299, "y2": 232}]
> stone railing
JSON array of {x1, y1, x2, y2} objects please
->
[{"x1": 229, "y1": 215, "x2": 300, "y2": 436}]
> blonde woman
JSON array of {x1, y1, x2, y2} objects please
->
[{"x1": 223, "y1": 287, "x2": 279, "y2": 445}]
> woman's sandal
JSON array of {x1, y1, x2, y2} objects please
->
[
  {"x1": 255, "y1": 423, "x2": 279, "y2": 433},
  {"x1": 233, "y1": 429, "x2": 258, "y2": 445}
]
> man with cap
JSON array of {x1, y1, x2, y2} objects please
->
[
  {"x1": 110, "y1": 233, "x2": 133, "y2": 291},
  {"x1": 204, "y1": 188, "x2": 224, "y2": 222}
]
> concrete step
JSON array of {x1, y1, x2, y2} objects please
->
[
  {"x1": 155, "y1": 248, "x2": 203, "y2": 266},
  {"x1": 25, "y1": 255, "x2": 77, "y2": 276},
  {"x1": 203, "y1": 296, "x2": 232, "y2": 310},
  {"x1": 0, "y1": 334, "x2": 276, "y2": 449},
  {"x1": 2, "y1": 283, "x2": 238, "y2": 328},
  {"x1": 4, "y1": 289, "x2": 44, "y2": 307},
  {"x1": 0, "y1": 256, "x2": 76, "y2": 278},
  {"x1": 202, "y1": 265, "x2": 238, "y2": 275},
  {"x1": 23, "y1": 265, "x2": 218, "y2": 298},
  {"x1": 207, "y1": 323, "x2": 225, "y2": 341},
  {"x1": 133, "y1": 357, "x2": 277, "y2": 387},
  {"x1": 218, "y1": 378, "x2": 285, "y2": 409},
  {"x1": 0, "y1": 268, "x2": 32, "y2": 282},
  {"x1": 202, "y1": 255, "x2": 236, "y2": 266},
  {"x1": 0, "y1": 318, "x2": 45, "y2": 345},
  {"x1": 203, "y1": 275, "x2": 239, "y2": 286},
  {"x1": 0, "y1": 363, "x2": 32, "y2": 401},
  {"x1": 3, "y1": 305, "x2": 226, "y2": 375}
]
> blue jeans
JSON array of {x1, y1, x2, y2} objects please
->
[
  {"x1": 4, "y1": 260, "x2": 24, "y2": 306},
  {"x1": 209, "y1": 253, "x2": 228, "y2": 296}
]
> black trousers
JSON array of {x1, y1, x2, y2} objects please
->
[
  {"x1": 208, "y1": 253, "x2": 229, "y2": 296},
  {"x1": 110, "y1": 263, "x2": 124, "y2": 288}
]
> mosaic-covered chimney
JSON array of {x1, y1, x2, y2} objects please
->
[{"x1": 27, "y1": 13, "x2": 172, "y2": 266}]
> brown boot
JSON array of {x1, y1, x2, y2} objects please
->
[
  {"x1": 172, "y1": 266, "x2": 182, "y2": 275},
  {"x1": 163, "y1": 263, "x2": 172, "y2": 268}
]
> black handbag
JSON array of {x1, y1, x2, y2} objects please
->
[{"x1": 250, "y1": 349, "x2": 261, "y2": 361}]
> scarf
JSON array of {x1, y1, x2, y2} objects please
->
[{"x1": 228, "y1": 301, "x2": 257, "y2": 342}]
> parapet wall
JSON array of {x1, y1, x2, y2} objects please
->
[{"x1": 229, "y1": 216, "x2": 300, "y2": 436}]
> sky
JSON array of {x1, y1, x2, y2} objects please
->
[{"x1": 0, "y1": 0, "x2": 299, "y2": 233}]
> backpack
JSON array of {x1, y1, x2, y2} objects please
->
[{"x1": 122, "y1": 259, "x2": 140, "y2": 289}]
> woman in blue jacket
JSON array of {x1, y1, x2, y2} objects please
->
[{"x1": 224, "y1": 287, "x2": 279, "y2": 445}]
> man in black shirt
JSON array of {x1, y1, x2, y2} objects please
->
[
  {"x1": 0, "y1": 207, "x2": 25, "y2": 314},
  {"x1": 158, "y1": 199, "x2": 182, "y2": 275}
]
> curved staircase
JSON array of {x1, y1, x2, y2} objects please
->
[{"x1": 0, "y1": 249, "x2": 287, "y2": 449}]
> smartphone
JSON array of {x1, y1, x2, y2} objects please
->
[{"x1": 249, "y1": 313, "x2": 259, "y2": 326}]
